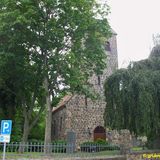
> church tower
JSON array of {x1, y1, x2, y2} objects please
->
[{"x1": 52, "y1": 31, "x2": 118, "y2": 144}]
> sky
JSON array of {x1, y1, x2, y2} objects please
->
[{"x1": 107, "y1": 0, "x2": 160, "y2": 68}]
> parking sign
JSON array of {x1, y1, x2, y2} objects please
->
[{"x1": 1, "y1": 120, "x2": 12, "y2": 135}]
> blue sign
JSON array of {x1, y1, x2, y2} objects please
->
[{"x1": 1, "y1": 120, "x2": 12, "y2": 135}]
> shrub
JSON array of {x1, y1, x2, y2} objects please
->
[
  {"x1": 52, "y1": 140, "x2": 67, "y2": 153},
  {"x1": 95, "y1": 138, "x2": 109, "y2": 145},
  {"x1": 80, "y1": 140, "x2": 120, "y2": 152},
  {"x1": 52, "y1": 140, "x2": 66, "y2": 145}
]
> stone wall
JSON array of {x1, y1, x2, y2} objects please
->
[
  {"x1": 52, "y1": 106, "x2": 67, "y2": 140},
  {"x1": 89, "y1": 34, "x2": 118, "y2": 97},
  {"x1": 52, "y1": 33, "x2": 118, "y2": 145},
  {"x1": 107, "y1": 129, "x2": 132, "y2": 148},
  {"x1": 65, "y1": 95, "x2": 106, "y2": 145},
  {"x1": 52, "y1": 94, "x2": 106, "y2": 145}
]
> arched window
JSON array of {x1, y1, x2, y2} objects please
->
[
  {"x1": 94, "y1": 126, "x2": 106, "y2": 133},
  {"x1": 105, "y1": 41, "x2": 111, "y2": 51}
]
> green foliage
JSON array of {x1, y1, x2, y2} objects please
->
[
  {"x1": 29, "y1": 112, "x2": 45, "y2": 141},
  {"x1": 81, "y1": 139, "x2": 108, "y2": 146},
  {"x1": 0, "y1": 0, "x2": 111, "y2": 143},
  {"x1": 81, "y1": 140, "x2": 120, "y2": 152},
  {"x1": 0, "y1": 0, "x2": 111, "y2": 95},
  {"x1": 51, "y1": 140, "x2": 67, "y2": 153},
  {"x1": 11, "y1": 109, "x2": 23, "y2": 142},
  {"x1": 52, "y1": 140, "x2": 67, "y2": 145},
  {"x1": 104, "y1": 55, "x2": 160, "y2": 146},
  {"x1": 0, "y1": 52, "x2": 17, "y2": 120},
  {"x1": 95, "y1": 138, "x2": 109, "y2": 145},
  {"x1": 81, "y1": 141, "x2": 97, "y2": 146}
]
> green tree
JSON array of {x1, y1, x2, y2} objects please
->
[
  {"x1": 0, "y1": 45, "x2": 45, "y2": 145},
  {"x1": 0, "y1": 0, "x2": 111, "y2": 150},
  {"x1": 104, "y1": 45, "x2": 160, "y2": 148},
  {"x1": 0, "y1": 53, "x2": 17, "y2": 120}
]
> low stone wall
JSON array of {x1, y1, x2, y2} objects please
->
[{"x1": 107, "y1": 129, "x2": 132, "y2": 148}]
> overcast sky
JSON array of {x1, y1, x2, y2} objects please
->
[{"x1": 107, "y1": 0, "x2": 160, "y2": 68}]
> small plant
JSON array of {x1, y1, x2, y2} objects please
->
[
  {"x1": 52, "y1": 140, "x2": 66, "y2": 145},
  {"x1": 95, "y1": 138, "x2": 109, "y2": 145},
  {"x1": 52, "y1": 140, "x2": 67, "y2": 153},
  {"x1": 81, "y1": 141, "x2": 96, "y2": 145}
]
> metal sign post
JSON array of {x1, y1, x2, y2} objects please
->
[
  {"x1": 2, "y1": 142, "x2": 6, "y2": 160},
  {"x1": 0, "y1": 120, "x2": 12, "y2": 160}
]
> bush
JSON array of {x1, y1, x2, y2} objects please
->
[
  {"x1": 81, "y1": 139, "x2": 108, "y2": 146},
  {"x1": 52, "y1": 140, "x2": 67, "y2": 153},
  {"x1": 95, "y1": 138, "x2": 109, "y2": 145},
  {"x1": 80, "y1": 139, "x2": 120, "y2": 152},
  {"x1": 52, "y1": 140, "x2": 66, "y2": 145}
]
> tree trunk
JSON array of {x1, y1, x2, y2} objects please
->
[
  {"x1": 22, "y1": 117, "x2": 29, "y2": 143},
  {"x1": 44, "y1": 77, "x2": 52, "y2": 153},
  {"x1": 19, "y1": 113, "x2": 29, "y2": 153}
]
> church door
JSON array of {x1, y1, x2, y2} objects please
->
[{"x1": 94, "y1": 126, "x2": 106, "y2": 141}]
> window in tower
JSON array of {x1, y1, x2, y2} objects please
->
[
  {"x1": 98, "y1": 76, "x2": 101, "y2": 86},
  {"x1": 105, "y1": 41, "x2": 111, "y2": 51}
]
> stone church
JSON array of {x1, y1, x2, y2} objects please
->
[{"x1": 52, "y1": 30, "x2": 118, "y2": 145}]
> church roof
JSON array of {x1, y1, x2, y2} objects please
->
[
  {"x1": 111, "y1": 28, "x2": 117, "y2": 35},
  {"x1": 52, "y1": 95, "x2": 73, "y2": 113},
  {"x1": 149, "y1": 44, "x2": 160, "y2": 59}
]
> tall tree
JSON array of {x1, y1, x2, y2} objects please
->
[
  {"x1": 0, "y1": 44, "x2": 45, "y2": 144},
  {"x1": 104, "y1": 45, "x2": 160, "y2": 148},
  {"x1": 0, "y1": 0, "x2": 111, "y2": 149}
]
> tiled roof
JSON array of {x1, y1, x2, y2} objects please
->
[{"x1": 52, "y1": 95, "x2": 72, "y2": 113}]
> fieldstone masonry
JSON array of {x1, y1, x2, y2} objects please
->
[
  {"x1": 52, "y1": 31, "x2": 118, "y2": 145},
  {"x1": 107, "y1": 129, "x2": 132, "y2": 152}
]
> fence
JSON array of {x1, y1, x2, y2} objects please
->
[{"x1": 0, "y1": 142, "x2": 121, "y2": 159}]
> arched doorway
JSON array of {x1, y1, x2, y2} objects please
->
[{"x1": 94, "y1": 126, "x2": 106, "y2": 141}]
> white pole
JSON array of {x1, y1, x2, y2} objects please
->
[{"x1": 2, "y1": 142, "x2": 6, "y2": 160}]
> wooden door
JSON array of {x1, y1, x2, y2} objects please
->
[{"x1": 94, "y1": 126, "x2": 106, "y2": 141}]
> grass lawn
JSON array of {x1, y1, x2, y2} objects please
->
[
  {"x1": 0, "y1": 150, "x2": 121, "y2": 159},
  {"x1": 131, "y1": 147, "x2": 143, "y2": 151}
]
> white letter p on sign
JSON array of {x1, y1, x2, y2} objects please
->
[{"x1": 3, "y1": 122, "x2": 9, "y2": 133}]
